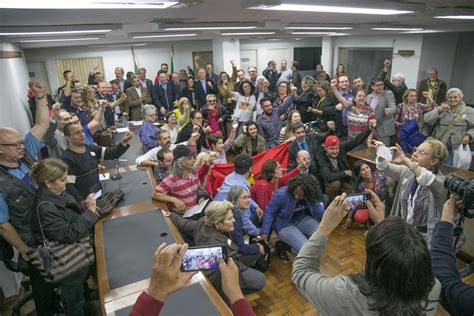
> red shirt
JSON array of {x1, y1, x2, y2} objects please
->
[{"x1": 250, "y1": 168, "x2": 300, "y2": 210}]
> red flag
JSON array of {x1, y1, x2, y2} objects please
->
[{"x1": 209, "y1": 143, "x2": 290, "y2": 196}]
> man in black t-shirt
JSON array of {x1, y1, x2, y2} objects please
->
[{"x1": 62, "y1": 123, "x2": 132, "y2": 202}]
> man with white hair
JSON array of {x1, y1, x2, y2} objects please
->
[
  {"x1": 418, "y1": 66, "x2": 447, "y2": 105},
  {"x1": 0, "y1": 81, "x2": 53, "y2": 315},
  {"x1": 379, "y1": 59, "x2": 407, "y2": 105}
]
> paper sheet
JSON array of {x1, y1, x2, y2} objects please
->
[
  {"x1": 183, "y1": 199, "x2": 209, "y2": 218},
  {"x1": 116, "y1": 127, "x2": 130, "y2": 133},
  {"x1": 99, "y1": 173, "x2": 110, "y2": 181},
  {"x1": 129, "y1": 120, "x2": 143, "y2": 126}
]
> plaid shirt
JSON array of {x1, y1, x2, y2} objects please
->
[
  {"x1": 153, "y1": 165, "x2": 169, "y2": 185},
  {"x1": 395, "y1": 102, "x2": 433, "y2": 126}
]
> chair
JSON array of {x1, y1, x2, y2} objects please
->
[{"x1": 0, "y1": 237, "x2": 33, "y2": 316}]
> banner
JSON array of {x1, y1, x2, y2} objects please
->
[{"x1": 209, "y1": 143, "x2": 290, "y2": 196}]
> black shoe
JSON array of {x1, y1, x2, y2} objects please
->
[{"x1": 276, "y1": 241, "x2": 289, "y2": 261}]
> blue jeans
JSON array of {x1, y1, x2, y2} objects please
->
[{"x1": 278, "y1": 215, "x2": 319, "y2": 254}]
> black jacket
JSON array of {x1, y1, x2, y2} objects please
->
[
  {"x1": 317, "y1": 129, "x2": 370, "y2": 183},
  {"x1": 294, "y1": 90, "x2": 315, "y2": 123},
  {"x1": 176, "y1": 123, "x2": 206, "y2": 152},
  {"x1": 32, "y1": 189, "x2": 97, "y2": 285}
]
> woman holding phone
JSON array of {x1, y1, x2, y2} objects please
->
[
  {"x1": 343, "y1": 160, "x2": 387, "y2": 229},
  {"x1": 167, "y1": 200, "x2": 266, "y2": 295}
]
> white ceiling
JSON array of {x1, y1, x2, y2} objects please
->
[{"x1": 1, "y1": 0, "x2": 474, "y2": 48}]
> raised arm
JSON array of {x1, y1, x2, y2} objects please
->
[
  {"x1": 330, "y1": 79, "x2": 351, "y2": 108},
  {"x1": 29, "y1": 81, "x2": 50, "y2": 141}
]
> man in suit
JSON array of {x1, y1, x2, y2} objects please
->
[
  {"x1": 111, "y1": 67, "x2": 131, "y2": 92},
  {"x1": 138, "y1": 67, "x2": 154, "y2": 100},
  {"x1": 152, "y1": 70, "x2": 180, "y2": 116},
  {"x1": 205, "y1": 63, "x2": 219, "y2": 86},
  {"x1": 418, "y1": 67, "x2": 447, "y2": 105},
  {"x1": 194, "y1": 68, "x2": 216, "y2": 110},
  {"x1": 288, "y1": 122, "x2": 333, "y2": 177},
  {"x1": 125, "y1": 76, "x2": 153, "y2": 121},
  {"x1": 366, "y1": 78, "x2": 396, "y2": 146}
]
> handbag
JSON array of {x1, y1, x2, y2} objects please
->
[
  {"x1": 26, "y1": 201, "x2": 95, "y2": 284},
  {"x1": 453, "y1": 144, "x2": 472, "y2": 170}
]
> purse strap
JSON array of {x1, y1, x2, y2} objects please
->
[{"x1": 35, "y1": 201, "x2": 56, "y2": 247}]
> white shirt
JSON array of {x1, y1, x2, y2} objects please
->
[{"x1": 135, "y1": 141, "x2": 186, "y2": 166}]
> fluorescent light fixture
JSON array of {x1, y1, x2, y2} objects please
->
[
  {"x1": 164, "y1": 26, "x2": 257, "y2": 31},
  {"x1": 435, "y1": 15, "x2": 474, "y2": 20},
  {"x1": 19, "y1": 37, "x2": 100, "y2": 43},
  {"x1": 0, "y1": 30, "x2": 112, "y2": 36},
  {"x1": 403, "y1": 29, "x2": 442, "y2": 34},
  {"x1": 133, "y1": 33, "x2": 197, "y2": 39},
  {"x1": 285, "y1": 26, "x2": 353, "y2": 30},
  {"x1": 290, "y1": 32, "x2": 335, "y2": 35},
  {"x1": 372, "y1": 27, "x2": 423, "y2": 31},
  {"x1": 252, "y1": 4, "x2": 413, "y2": 15},
  {"x1": 221, "y1": 32, "x2": 276, "y2": 36},
  {"x1": 0, "y1": 0, "x2": 178, "y2": 9}
]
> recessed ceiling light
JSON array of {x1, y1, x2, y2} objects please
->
[
  {"x1": 251, "y1": 4, "x2": 413, "y2": 15},
  {"x1": 372, "y1": 27, "x2": 423, "y2": 31},
  {"x1": 164, "y1": 26, "x2": 257, "y2": 31},
  {"x1": 19, "y1": 37, "x2": 100, "y2": 43},
  {"x1": 0, "y1": 30, "x2": 112, "y2": 36},
  {"x1": 0, "y1": 0, "x2": 178, "y2": 9},
  {"x1": 285, "y1": 26, "x2": 353, "y2": 30},
  {"x1": 434, "y1": 15, "x2": 474, "y2": 20},
  {"x1": 221, "y1": 32, "x2": 276, "y2": 36},
  {"x1": 132, "y1": 33, "x2": 197, "y2": 39}
]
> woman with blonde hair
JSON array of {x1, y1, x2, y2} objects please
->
[
  {"x1": 168, "y1": 200, "x2": 266, "y2": 294},
  {"x1": 29, "y1": 158, "x2": 99, "y2": 316},
  {"x1": 172, "y1": 97, "x2": 192, "y2": 128},
  {"x1": 375, "y1": 138, "x2": 452, "y2": 246}
]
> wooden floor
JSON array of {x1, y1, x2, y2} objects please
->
[{"x1": 245, "y1": 222, "x2": 471, "y2": 316}]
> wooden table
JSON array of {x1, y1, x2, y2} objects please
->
[
  {"x1": 95, "y1": 166, "x2": 232, "y2": 315},
  {"x1": 347, "y1": 147, "x2": 474, "y2": 179}
]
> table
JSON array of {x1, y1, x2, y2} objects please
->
[
  {"x1": 347, "y1": 147, "x2": 474, "y2": 179},
  {"x1": 95, "y1": 164, "x2": 231, "y2": 315}
]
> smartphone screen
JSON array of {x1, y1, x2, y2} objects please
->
[
  {"x1": 181, "y1": 245, "x2": 227, "y2": 272},
  {"x1": 346, "y1": 193, "x2": 370, "y2": 212}
]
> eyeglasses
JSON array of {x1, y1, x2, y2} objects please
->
[
  {"x1": 412, "y1": 147, "x2": 429, "y2": 156},
  {"x1": 208, "y1": 99, "x2": 216, "y2": 103},
  {"x1": 0, "y1": 141, "x2": 25, "y2": 149},
  {"x1": 194, "y1": 116, "x2": 203, "y2": 120}
]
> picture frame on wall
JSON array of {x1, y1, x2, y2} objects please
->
[{"x1": 192, "y1": 51, "x2": 213, "y2": 70}]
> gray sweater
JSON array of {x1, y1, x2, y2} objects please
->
[{"x1": 291, "y1": 231, "x2": 441, "y2": 316}]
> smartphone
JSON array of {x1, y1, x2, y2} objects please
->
[
  {"x1": 346, "y1": 193, "x2": 370, "y2": 212},
  {"x1": 181, "y1": 245, "x2": 227, "y2": 272}
]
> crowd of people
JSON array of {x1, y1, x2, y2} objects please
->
[{"x1": 1, "y1": 55, "x2": 473, "y2": 316}]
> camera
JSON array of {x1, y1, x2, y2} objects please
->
[{"x1": 444, "y1": 174, "x2": 474, "y2": 218}]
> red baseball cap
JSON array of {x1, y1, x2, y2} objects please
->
[{"x1": 324, "y1": 135, "x2": 340, "y2": 147}]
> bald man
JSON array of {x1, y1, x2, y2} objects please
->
[{"x1": 0, "y1": 81, "x2": 53, "y2": 315}]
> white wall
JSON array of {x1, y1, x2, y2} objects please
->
[
  {"x1": 23, "y1": 40, "x2": 213, "y2": 90},
  {"x1": 451, "y1": 32, "x2": 474, "y2": 105},
  {"x1": 329, "y1": 34, "x2": 424, "y2": 88},
  {"x1": 240, "y1": 38, "x2": 323, "y2": 74},
  {"x1": 418, "y1": 33, "x2": 459, "y2": 88}
]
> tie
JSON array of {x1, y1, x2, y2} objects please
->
[
  {"x1": 300, "y1": 142, "x2": 306, "y2": 151},
  {"x1": 201, "y1": 80, "x2": 206, "y2": 93},
  {"x1": 162, "y1": 84, "x2": 169, "y2": 109}
]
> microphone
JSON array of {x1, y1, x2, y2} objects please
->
[{"x1": 111, "y1": 158, "x2": 122, "y2": 180}]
